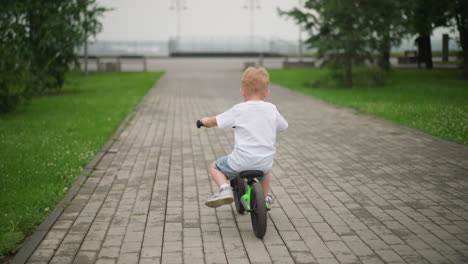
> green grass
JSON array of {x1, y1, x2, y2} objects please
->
[
  {"x1": 0, "y1": 71, "x2": 163, "y2": 257},
  {"x1": 269, "y1": 68, "x2": 468, "y2": 145}
]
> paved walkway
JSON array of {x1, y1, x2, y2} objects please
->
[{"x1": 19, "y1": 61, "x2": 468, "y2": 264}]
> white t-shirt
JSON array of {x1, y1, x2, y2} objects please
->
[{"x1": 216, "y1": 100, "x2": 288, "y2": 173}]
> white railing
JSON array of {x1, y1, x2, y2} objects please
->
[
  {"x1": 168, "y1": 36, "x2": 302, "y2": 55},
  {"x1": 78, "y1": 35, "x2": 458, "y2": 57},
  {"x1": 78, "y1": 37, "x2": 310, "y2": 56}
]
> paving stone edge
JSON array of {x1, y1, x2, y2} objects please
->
[{"x1": 11, "y1": 77, "x2": 161, "y2": 264}]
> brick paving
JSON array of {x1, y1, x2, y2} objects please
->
[{"x1": 19, "y1": 61, "x2": 468, "y2": 264}]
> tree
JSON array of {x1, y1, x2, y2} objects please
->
[
  {"x1": 0, "y1": 1, "x2": 32, "y2": 112},
  {"x1": 406, "y1": 0, "x2": 452, "y2": 69},
  {"x1": 26, "y1": 0, "x2": 105, "y2": 91},
  {"x1": 280, "y1": 0, "x2": 374, "y2": 87},
  {"x1": 451, "y1": 0, "x2": 468, "y2": 79},
  {"x1": 0, "y1": 0, "x2": 106, "y2": 113},
  {"x1": 362, "y1": 0, "x2": 409, "y2": 72}
]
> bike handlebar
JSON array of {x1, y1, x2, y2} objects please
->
[{"x1": 196, "y1": 120, "x2": 204, "y2": 128}]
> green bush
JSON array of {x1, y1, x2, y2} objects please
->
[
  {"x1": 0, "y1": 0, "x2": 106, "y2": 113},
  {"x1": 0, "y1": 53, "x2": 31, "y2": 113},
  {"x1": 0, "y1": 2, "x2": 30, "y2": 113},
  {"x1": 353, "y1": 67, "x2": 388, "y2": 86}
]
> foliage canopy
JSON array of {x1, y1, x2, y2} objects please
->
[
  {"x1": 280, "y1": 0, "x2": 468, "y2": 86},
  {"x1": 0, "y1": 0, "x2": 107, "y2": 112}
]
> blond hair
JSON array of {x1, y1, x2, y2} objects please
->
[{"x1": 241, "y1": 66, "x2": 270, "y2": 95}]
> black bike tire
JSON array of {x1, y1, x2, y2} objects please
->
[
  {"x1": 231, "y1": 177, "x2": 246, "y2": 214},
  {"x1": 250, "y1": 182, "x2": 267, "y2": 238}
]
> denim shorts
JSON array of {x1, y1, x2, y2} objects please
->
[{"x1": 215, "y1": 156, "x2": 267, "y2": 181}]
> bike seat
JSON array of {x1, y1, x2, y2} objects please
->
[{"x1": 239, "y1": 170, "x2": 264, "y2": 180}]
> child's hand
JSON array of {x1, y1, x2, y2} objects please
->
[{"x1": 200, "y1": 117, "x2": 217, "y2": 128}]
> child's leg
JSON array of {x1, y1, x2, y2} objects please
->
[
  {"x1": 209, "y1": 162, "x2": 229, "y2": 187},
  {"x1": 206, "y1": 161, "x2": 234, "y2": 208},
  {"x1": 259, "y1": 173, "x2": 271, "y2": 197}
]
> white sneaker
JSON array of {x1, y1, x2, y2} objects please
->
[
  {"x1": 266, "y1": 194, "x2": 274, "y2": 209},
  {"x1": 205, "y1": 186, "x2": 234, "y2": 208}
]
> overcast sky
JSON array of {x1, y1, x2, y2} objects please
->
[
  {"x1": 95, "y1": 0, "x2": 301, "y2": 42},
  {"x1": 94, "y1": 0, "x2": 458, "y2": 50}
]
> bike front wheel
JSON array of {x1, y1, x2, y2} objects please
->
[{"x1": 250, "y1": 182, "x2": 267, "y2": 238}]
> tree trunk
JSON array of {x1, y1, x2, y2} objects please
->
[
  {"x1": 456, "y1": 1, "x2": 468, "y2": 79},
  {"x1": 462, "y1": 34, "x2": 468, "y2": 80},
  {"x1": 416, "y1": 36, "x2": 423, "y2": 69},
  {"x1": 378, "y1": 35, "x2": 391, "y2": 72},
  {"x1": 344, "y1": 64, "x2": 353, "y2": 88},
  {"x1": 423, "y1": 35, "x2": 433, "y2": 69},
  {"x1": 416, "y1": 35, "x2": 433, "y2": 69}
]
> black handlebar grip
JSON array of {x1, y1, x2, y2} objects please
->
[{"x1": 196, "y1": 120, "x2": 204, "y2": 128}]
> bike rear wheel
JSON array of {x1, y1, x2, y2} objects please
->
[
  {"x1": 231, "y1": 176, "x2": 246, "y2": 214},
  {"x1": 250, "y1": 182, "x2": 267, "y2": 238}
]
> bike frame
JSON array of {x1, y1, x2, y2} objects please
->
[
  {"x1": 239, "y1": 179, "x2": 269, "y2": 214},
  {"x1": 240, "y1": 180, "x2": 252, "y2": 213}
]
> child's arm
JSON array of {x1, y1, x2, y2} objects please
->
[
  {"x1": 201, "y1": 105, "x2": 236, "y2": 129},
  {"x1": 200, "y1": 116, "x2": 218, "y2": 128},
  {"x1": 277, "y1": 113, "x2": 288, "y2": 131},
  {"x1": 275, "y1": 107, "x2": 288, "y2": 131}
]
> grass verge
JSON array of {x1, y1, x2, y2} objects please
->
[
  {"x1": 0, "y1": 71, "x2": 163, "y2": 257},
  {"x1": 269, "y1": 68, "x2": 467, "y2": 145}
]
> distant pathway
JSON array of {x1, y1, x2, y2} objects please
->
[{"x1": 19, "y1": 59, "x2": 468, "y2": 264}]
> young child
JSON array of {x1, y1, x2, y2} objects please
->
[{"x1": 199, "y1": 66, "x2": 288, "y2": 208}]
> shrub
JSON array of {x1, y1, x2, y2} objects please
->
[{"x1": 0, "y1": 0, "x2": 106, "y2": 113}]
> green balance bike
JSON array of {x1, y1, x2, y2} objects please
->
[
  {"x1": 230, "y1": 171, "x2": 270, "y2": 238},
  {"x1": 197, "y1": 120, "x2": 269, "y2": 238}
]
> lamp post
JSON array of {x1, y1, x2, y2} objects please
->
[
  {"x1": 170, "y1": 0, "x2": 187, "y2": 41},
  {"x1": 244, "y1": 0, "x2": 260, "y2": 51},
  {"x1": 298, "y1": 0, "x2": 304, "y2": 62}
]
